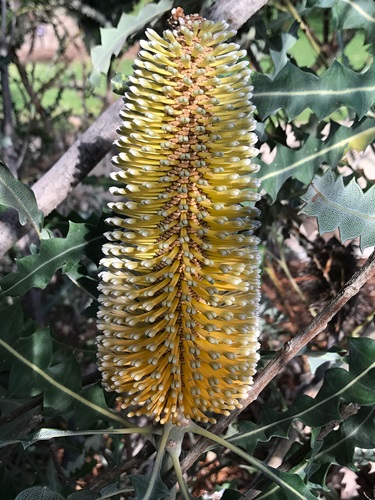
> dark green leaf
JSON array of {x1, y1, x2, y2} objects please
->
[
  {"x1": 0, "y1": 222, "x2": 102, "y2": 297},
  {"x1": 0, "y1": 301, "x2": 23, "y2": 369},
  {"x1": 0, "y1": 161, "x2": 43, "y2": 236},
  {"x1": 74, "y1": 384, "x2": 112, "y2": 429},
  {"x1": 252, "y1": 61, "x2": 375, "y2": 120},
  {"x1": 301, "y1": 169, "x2": 375, "y2": 250},
  {"x1": 221, "y1": 490, "x2": 241, "y2": 500},
  {"x1": 310, "y1": 407, "x2": 375, "y2": 479},
  {"x1": 0, "y1": 462, "x2": 16, "y2": 500},
  {"x1": 7, "y1": 329, "x2": 54, "y2": 398}
]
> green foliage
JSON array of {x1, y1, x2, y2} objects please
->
[
  {"x1": 257, "y1": 118, "x2": 375, "y2": 201},
  {"x1": 234, "y1": 338, "x2": 375, "y2": 452},
  {"x1": 1, "y1": 0, "x2": 375, "y2": 498}
]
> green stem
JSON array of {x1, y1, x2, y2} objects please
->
[
  {"x1": 170, "y1": 450, "x2": 191, "y2": 500},
  {"x1": 166, "y1": 424, "x2": 192, "y2": 500}
]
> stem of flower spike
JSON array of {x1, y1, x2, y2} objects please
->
[
  {"x1": 165, "y1": 420, "x2": 193, "y2": 500},
  {"x1": 142, "y1": 423, "x2": 172, "y2": 500}
]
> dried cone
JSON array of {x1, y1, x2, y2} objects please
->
[{"x1": 97, "y1": 8, "x2": 261, "y2": 424}]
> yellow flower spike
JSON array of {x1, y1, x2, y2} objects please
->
[{"x1": 97, "y1": 7, "x2": 261, "y2": 425}]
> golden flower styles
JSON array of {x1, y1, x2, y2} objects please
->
[{"x1": 97, "y1": 8, "x2": 261, "y2": 424}]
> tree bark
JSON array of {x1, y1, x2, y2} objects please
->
[{"x1": 202, "y1": 0, "x2": 270, "y2": 29}]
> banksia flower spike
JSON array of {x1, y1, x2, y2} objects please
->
[{"x1": 97, "y1": 7, "x2": 261, "y2": 424}]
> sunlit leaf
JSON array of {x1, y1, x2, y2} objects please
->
[
  {"x1": 301, "y1": 169, "x2": 375, "y2": 250},
  {"x1": 90, "y1": 0, "x2": 173, "y2": 85}
]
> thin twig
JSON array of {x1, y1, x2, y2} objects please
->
[{"x1": 165, "y1": 248, "x2": 375, "y2": 488}]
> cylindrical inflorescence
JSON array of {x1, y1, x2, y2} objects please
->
[{"x1": 97, "y1": 7, "x2": 261, "y2": 424}]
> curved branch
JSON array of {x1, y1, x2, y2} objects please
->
[
  {"x1": 165, "y1": 248, "x2": 375, "y2": 487},
  {"x1": 202, "y1": 0, "x2": 270, "y2": 29}
]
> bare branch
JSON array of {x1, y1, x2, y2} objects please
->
[
  {"x1": 165, "y1": 248, "x2": 375, "y2": 487},
  {"x1": 0, "y1": 98, "x2": 123, "y2": 258},
  {"x1": 202, "y1": 0, "x2": 270, "y2": 29}
]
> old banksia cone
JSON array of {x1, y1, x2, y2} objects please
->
[{"x1": 97, "y1": 8, "x2": 261, "y2": 424}]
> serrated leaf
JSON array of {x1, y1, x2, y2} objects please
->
[
  {"x1": 0, "y1": 222, "x2": 103, "y2": 297},
  {"x1": 219, "y1": 440, "x2": 317, "y2": 500},
  {"x1": 301, "y1": 169, "x2": 375, "y2": 250},
  {"x1": 15, "y1": 486, "x2": 64, "y2": 500},
  {"x1": 6, "y1": 328, "x2": 53, "y2": 398},
  {"x1": 130, "y1": 474, "x2": 170, "y2": 500},
  {"x1": 0, "y1": 161, "x2": 43, "y2": 236},
  {"x1": 74, "y1": 384, "x2": 113, "y2": 429},
  {"x1": 252, "y1": 61, "x2": 375, "y2": 120},
  {"x1": 6, "y1": 331, "x2": 81, "y2": 416},
  {"x1": 257, "y1": 118, "x2": 375, "y2": 201},
  {"x1": 90, "y1": 0, "x2": 173, "y2": 85}
]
